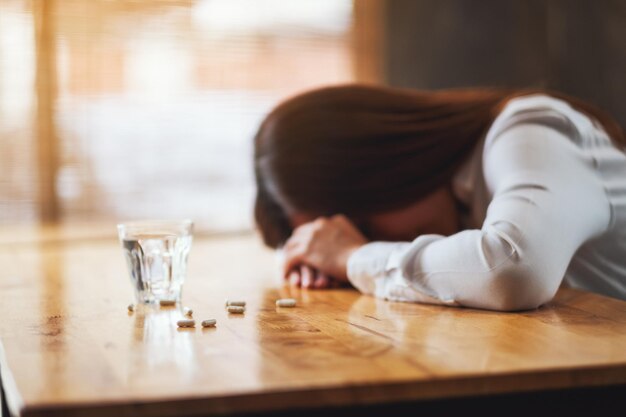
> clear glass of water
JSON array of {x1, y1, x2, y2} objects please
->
[{"x1": 117, "y1": 219, "x2": 193, "y2": 304}]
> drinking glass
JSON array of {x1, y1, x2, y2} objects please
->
[{"x1": 117, "y1": 219, "x2": 193, "y2": 304}]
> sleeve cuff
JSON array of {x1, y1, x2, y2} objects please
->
[
  {"x1": 347, "y1": 242, "x2": 410, "y2": 295},
  {"x1": 346, "y1": 239, "x2": 458, "y2": 306}
]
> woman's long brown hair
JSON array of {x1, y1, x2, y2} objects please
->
[{"x1": 254, "y1": 84, "x2": 624, "y2": 248}]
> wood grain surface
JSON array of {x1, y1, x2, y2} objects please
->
[{"x1": 1, "y1": 231, "x2": 626, "y2": 417}]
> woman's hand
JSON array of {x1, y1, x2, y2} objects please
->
[
  {"x1": 283, "y1": 214, "x2": 368, "y2": 285},
  {"x1": 286, "y1": 265, "x2": 340, "y2": 289}
]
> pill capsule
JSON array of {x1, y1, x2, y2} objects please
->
[
  {"x1": 127, "y1": 304, "x2": 135, "y2": 312},
  {"x1": 225, "y1": 299, "x2": 246, "y2": 307},
  {"x1": 184, "y1": 307, "x2": 193, "y2": 317},
  {"x1": 276, "y1": 298, "x2": 297, "y2": 308},
  {"x1": 177, "y1": 319, "x2": 195, "y2": 328},
  {"x1": 160, "y1": 299, "x2": 176, "y2": 307},
  {"x1": 201, "y1": 319, "x2": 217, "y2": 328},
  {"x1": 227, "y1": 305, "x2": 245, "y2": 314}
]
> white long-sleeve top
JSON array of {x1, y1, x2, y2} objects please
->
[{"x1": 346, "y1": 94, "x2": 626, "y2": 311}]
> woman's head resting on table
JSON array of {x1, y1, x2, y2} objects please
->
[{"x1": 253, "y1": 84, "x2": 625, "y2": 249}]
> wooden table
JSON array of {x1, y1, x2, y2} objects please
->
[{"x1": 1, "y1": 231, "x2": 626, "y2": 417}]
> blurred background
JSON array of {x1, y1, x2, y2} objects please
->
[{"x1": 1, "y1": 0, "x2": 624, "y2": 238}]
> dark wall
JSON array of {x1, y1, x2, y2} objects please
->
[{"x1": 384, "y1": 0, "x2": 626, "y2": 129}]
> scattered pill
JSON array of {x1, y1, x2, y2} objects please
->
[
  {"x1": 225, "y1": 299, "x2": 246, "y2": 307},
  {"x1": 184, "y1": 307, "x2": 193, "y2": 317},
  {"x1": 127, "y1": 304, "x2": 134, "y2": 312},
  {"x1": 177, "y1": 319, "x2": 195, "y2": 328},
  {"x1": 201, "y1": 319, "x2": 217, "y2": 328},
  {"x1": 160, "y1": 299, "x2": 176, "y2": 307},
  {"x1": 276, "y1": 298, "x2": 297, "y2": 308},
  {"x1": 227, "y1": 306, "x2": 245, "y2": 314}
]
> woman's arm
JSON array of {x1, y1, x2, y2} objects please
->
[{"x1": 348, "y1": 123, "x2": 611, "y2": 311}]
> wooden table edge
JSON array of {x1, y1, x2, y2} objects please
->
[{"x1": 12, "y1": 363, "x2": 626, "y2": 417}]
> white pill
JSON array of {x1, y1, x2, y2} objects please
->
[
  {"x1": 201, "y1": 319, "x2": 217, "y2": 328},
  {"x1": 177, "y1": 319, "x2": 195, "y2": 328},
  {"x1": 225, "y1": 299, "x2": 246, "y2": 307},
  {"x1": 127, "y1": 304, "x2": 135, "y2": 312},
  {"x1": 184, "y1": 307, "x2": 193, "y2": 317},
  {"x1": 160, "y1": 299, "x2": 176, "y2": 307},
  {"x1": 227, "y1": 306, "x2": 245, "y2": 314},
  {"x1": 276, "y1": 298, "x2": 297, "y2": 308}
]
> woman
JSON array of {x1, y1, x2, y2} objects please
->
[{"x1": 253, "y1": 85, "x2": 626, "y2": 311}]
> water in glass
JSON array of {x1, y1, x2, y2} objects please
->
[{"x1": 122, "y1": 232, "x2": 192, "y2": 303}]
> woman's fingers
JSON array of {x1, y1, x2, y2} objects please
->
[
  {"x1": 287, "y1": 265, "x2": 320, "y2": 289},
  {"x1": 301, "y1": 265, "x2": 314, "y2": 288},
  {"x1": 313, "y1": 271, "x2": 330, "y2": 289},
  {"x1": 286, "y1": 265, "x2": 322, "y2": 289},
  {"x1": 288, "y1": 269, "x2": 301, "y2": 287},
  {"x1": 282, "y1": 239, "x2": 306, "y2": 278},
  {"x1": 285, "y1": 266, "x2": 340, "y2": 290}
]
